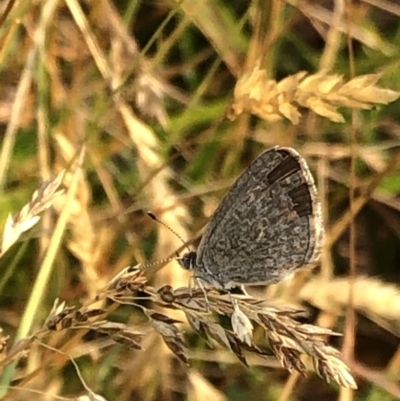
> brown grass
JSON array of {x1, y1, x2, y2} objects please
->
[
  {"x1": 1, "y1": 0, "x2": 400, "y2": 400},
  {"x1": 0, "y1": 264, "x2": 357, "y2": 395}
]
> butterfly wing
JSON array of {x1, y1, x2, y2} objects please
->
[{"x1": 194, "y1": 147, "x2": 324, "y2": 288}]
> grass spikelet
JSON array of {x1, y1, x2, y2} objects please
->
[
  {"x1": 0, "y1": 265, "x2": 357, "y2": 390},
  {"x1": 1, "y1": 171, "x2": 65, "y2": 256},
  {"x1": 228, "y1": 63, "x2": 400, "y2": 124}
]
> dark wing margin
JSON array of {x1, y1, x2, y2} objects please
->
[{"x1": 274, "y1": 147, "x2": 324, "y2": 265}]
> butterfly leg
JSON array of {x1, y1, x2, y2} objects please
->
[{"x1": 188, "y1": 276, "x2": 210, "y2": 312}]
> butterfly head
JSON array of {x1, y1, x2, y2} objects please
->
[{"x1": 177, "y1": 251, "x2": 197, "y2": 270}]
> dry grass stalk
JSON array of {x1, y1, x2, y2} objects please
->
[
  {"x1": 300, "y1": 276, "x2": 400, "y2": 334},
  {"x1": 228, "y1": 63, "x2": 400, "y2": 124},
  {"x1": 54, "y1": 135, "x2": 104, "y2": 298},
  {"x1": 0, "y1": 171, "x2": 65, "y2": 256},
  {"x1": 0, "y1": 265, "x2": 357, "y2": 391}
]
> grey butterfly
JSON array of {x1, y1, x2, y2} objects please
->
[{"x1": 179, "y1": 146, "x2": 324, "y2": 290}]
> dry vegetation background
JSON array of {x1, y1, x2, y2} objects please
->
[{"x1": 1, "y1": 0, "x2": 400, "y2": 400}]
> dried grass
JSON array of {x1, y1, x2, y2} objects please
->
[
  {"x1": 0, "y1": 265, "x2": 357, "y2": 392},
  {"x1": 53, "y1": 135, "x2": 103, "y2": 298},
  {"x1": 0, "y1": 171, "x2": 64, "y2": 256},
  {"x1": 300, "y1": 276, "x2": 400, "y2": 334},
  {"x1": 1, "y1": 0, "x2": 400, "y2": 399},
  {"x1": 228, "y1": 63, "x2": 400, "y2": 125}
]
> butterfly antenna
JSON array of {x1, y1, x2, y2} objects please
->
[
  {"x1": 139, "y1": 255, "x2": 178, "y2": 272},
  {"x1": 147, "y1": 211, "x2": 190, "y2": 253},
  {"x1": 144, "y1": 256, "x2": 176, "y2": 268}
]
